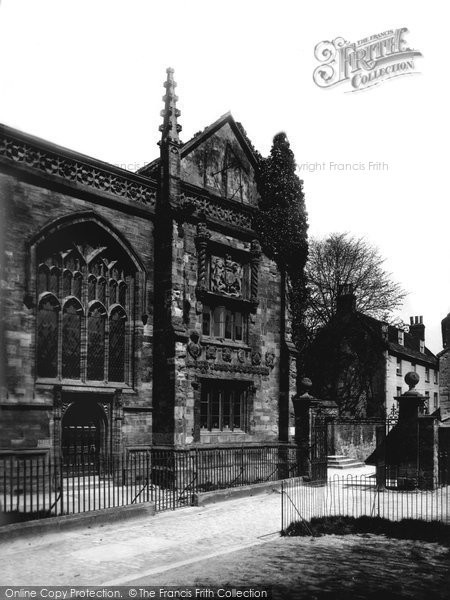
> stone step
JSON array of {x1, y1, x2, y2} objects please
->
[{"x1": 327, "y1": 455, "x2": 366, "y2": 469}]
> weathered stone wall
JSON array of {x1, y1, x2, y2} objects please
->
[
  {"x1": 439, "y1": 349, "x2": 450, "y2": 419},
  {"x1": 0, "y1": 110, "x2": 291, "y2": 456},
  {"x1": 330, "y1": 419, "x2": 384, "y2": 462},
  {"x1": 0, "y1": 165, "x2": 155, "y2": 454},
  {"x1": 168, "y1": 222, "x2": 283, "y2": 446}
]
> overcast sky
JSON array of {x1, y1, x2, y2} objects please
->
[{"x1": 0, "y1": 0, "x2": 448, "y2": 353}]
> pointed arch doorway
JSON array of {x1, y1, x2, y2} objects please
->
[{"x1": 61, "y1": 400, "x2": 109, "y2": 474}]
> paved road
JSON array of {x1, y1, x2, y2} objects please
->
[{"x1": 0, "y1": 489, "x2": 282, "y2": 586}]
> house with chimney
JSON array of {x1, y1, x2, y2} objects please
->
[
  {"x1": 306, "y1": 286, "x2": 439, "y2": 420},
  {"x1": 386, "y1": 315, "x2": 439, "y2": 418}
]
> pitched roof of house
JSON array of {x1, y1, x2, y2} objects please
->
[{"x1": 333, "y1": 309, "x2": 438, "y2": 368}]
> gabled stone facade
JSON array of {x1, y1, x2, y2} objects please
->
[{"x1": 0, "y1": 69, "x2": 296, "y2": 461}]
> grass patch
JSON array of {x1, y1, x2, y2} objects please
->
[{"x1": 282, "y1": 515, "x2": 450, "y2": 546}]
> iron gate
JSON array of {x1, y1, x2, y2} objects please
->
[{"x1": 310, "y1": 416, "x2": 328, "y2": 482}]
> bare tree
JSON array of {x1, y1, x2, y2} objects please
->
[{"x1": 305, "y1": 233, "x2": 407, "y2": 335}]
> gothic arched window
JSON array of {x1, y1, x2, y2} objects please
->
[
  {"x1": 108, "y1": 307, "x2": 127, "y2": 382},
  {"x1": 87, "y1": 303, "x2": 106, "y2": 381},
  {"x1": 63, "y1": 270, "x2": 72, "y2": 297},
  {"x1": 38, "y1": 265, "x2": 49, "y2": 295},
  {"x1": 37, "y1": 294, "x2": 60, "y2": 378},
  {"x1": 88, "y1": 275, "x2": 96, "y2": 302},
  {"x1": 73, "y1": 272, "x2": 82, "y2": 300},
  {"x1": 97, "y1": 277, "x2": 106, "y2": 304},
  {"x1": 49, "y1": 267, "x2": 60, "y2": 296},
  {"x1": 118, "y1": 282, "x2": 127, "y2": 308},
  {"x1": 62, "y1": 299, "x2": 83, "y2": 379},
  {"x1": 34, "y1": 221, "x2": 139, "y2": 386}
]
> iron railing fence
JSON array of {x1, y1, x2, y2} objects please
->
[
  {"x1": 0, "y1": 444, "x2": 299, "y2": 524},
  {"x1": 281, "y1": 473, "x2": 450, "y2": 532}
]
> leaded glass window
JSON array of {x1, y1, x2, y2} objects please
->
[
  {"x1": 62, "y1": 299, "x2": 83, "y2": 379},
  {"x1": 35, "y1": 224, "x2": 136, "y2": 385},
  {"x1": 202, "y1": 305, "x2": 248, "y2": 343},
  {"x1": 109, "y1": 307, "x2": 126, "y2": 382},
  {"x1": 200, "y1": 383, "x2": 248, "y2": 432},
  {"x1": 37, "y1": 295, "x2": 59, "y2": 378},
  {"x1": 87, "y1": 304, "x2": 106, "y2": 380}
]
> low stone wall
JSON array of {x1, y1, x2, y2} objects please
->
[{"x1": 329, "y1": 420, "x2": 384, "y2": 462}]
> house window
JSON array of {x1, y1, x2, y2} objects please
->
[
  {"x1": 424, "y1": 391, "x2": 430, "y2": 415},
  {"x1": 35, "y1": 224, "x2": 136, "y2": 385},
  {"x1": 425, "y1": 367, "x2": 430, "y2": 382},
  {"x1": 434, "y1": 393, "x2": 439, "y2": 410},
  {"x1": 202, "y1": 305, "x2": 248, "y2": 343},
  {"x1": 200, "y1": 383, "x2": 248, "y2": 432},
  {"x1": 398, "y1": 330, "x2": 404, "y2": 345},
  {"x1": 420, "y1": 340, "x2": 425, "y2": 353},
  {"x1": 434, "y1": 370, "x2": 438, "y2": 384},
  {"x1": 396, "y1": 357, "x2": 402, "y2": 376},
  {"x1": 396, "y1": 386, "x2": 402, "y2": 397}
]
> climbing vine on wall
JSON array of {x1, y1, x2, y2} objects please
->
[{"x1": 255, "y1": 132, "x2": 309, "y2": 355}]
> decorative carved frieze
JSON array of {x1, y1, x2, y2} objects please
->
[
  {"x1": 251, "y1": 351, "x2": 262, "y2": 366},
  {"x1": 222, "y1": 347, "x2": 232, "y2": 362},
  {"x1": 265, "y1": 351, "x2": 275, "y2": 369},
  {"x1": 185, "y1": 360, "x2": 270, "y2": 376},
  {"x1": 206, "y1": 345, "x2": 217, "y2": 360},
  {"x1": 0, "y1": 133, "x2": 157, "y2": 207},
  {"x1": 180, "y1": 191, "x2": 253, "y2": 230}
]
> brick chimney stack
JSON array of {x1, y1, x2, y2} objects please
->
[
  {"x1": 336, "y1": 283, "x2": 356, "y2": 314},
  {"x1": 409, "y1": 315, "x2": 425, "y2": 341}
]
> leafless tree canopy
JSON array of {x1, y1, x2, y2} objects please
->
[{"x1": 305, "y1": 233, "x2": 407, "y2": 334}]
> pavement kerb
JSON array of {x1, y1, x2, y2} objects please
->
[
  {"x1": 0, "y1": 501, "x2": 155, "y2": 542},
  {"x1": 193, "y1": 478, "x2": 301, "y2": 506}
]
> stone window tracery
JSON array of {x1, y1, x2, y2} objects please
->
[{"x1": 35, "y1": 225, "x2": 136, "y2": 385}]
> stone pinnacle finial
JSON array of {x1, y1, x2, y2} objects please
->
[{"x1": 159, "y1": 67, "x2": 182, "y2": 145}]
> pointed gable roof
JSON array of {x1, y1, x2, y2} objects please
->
[{"x1": 137, "y1": 112, "x2": 259, "y2": 177}]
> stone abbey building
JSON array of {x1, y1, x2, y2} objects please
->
[{"x1": 0, "y1": 69, "x2": 297, "y2": 465}]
